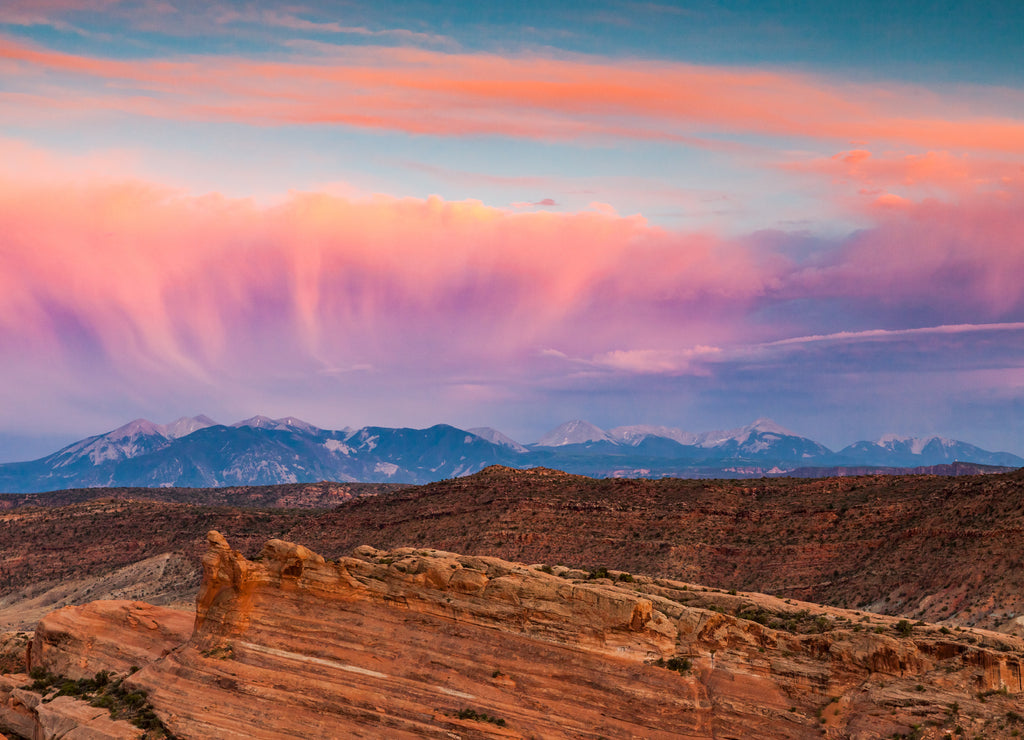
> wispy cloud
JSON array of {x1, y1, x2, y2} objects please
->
[
  {"x1": 781, "y1": 148, "x2": 1024, "y2": 200},
  {"x1": 3, "y1": 37, "x2": 1023, "y2": 152},
  {"x1": 235, "y1": 9, "x2": 455, "y2": 47},
  {"x1": 762, "y1": 322, "x2": 1024, "y2": 348},
  {"x1": 511, "y1": 197, "x2": 557, "y2": 208}
]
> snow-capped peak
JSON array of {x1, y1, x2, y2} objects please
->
[
  {"x1": 231, "y1": 415, "x2": 320, "y2": 434},
  {"x1": 467, "y1": 427, "x2": 529, "y2": 453},
  {"x1": 876, "y1": 434, "x2": 955, "y2": 456},
  {"x1": 107, "y1": 418, "x2": 165, "y2": 440},
  {"x1": 273, "y1": 416, "x2": 321, "y2": 434},
  {"x1": 50, "y1": 418, "x2": 172, "y2": 467},
  {"x1": 231, "y1": 415, "x2": 276, "y2": 429},
  {"x1": 608, "y1": 425, "x2": 699, "y2": 446},
  {"x1": 161, "y1": 415, "x2": 217, "y2": 439},
  {"x1": 695, "y1": 418, "x2": 796, "y2": 447},
  {"x1": 535, "y1": 420, "x2": 613, "y2": 447},
  {"x1": 746, "y1": 418, "x2": 795, "y2": 436}
]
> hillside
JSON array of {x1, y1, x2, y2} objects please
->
[
  {"x1": 0, "y1": 480, "x2": 405, "y2": 511},
  {"x1": 281, "y1": 466, "x2": 1024, "y2": 633},
  {"x1": 3, "y1": 467, "x2": 1024, "y2": 637}
]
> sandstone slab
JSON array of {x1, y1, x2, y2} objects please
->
[
  {"x1": 9, "y1": 530, "x2": 1024, "y2": 739},
  {"x1": 28, "y1": 600, "x2": 192, "y2": 681}
]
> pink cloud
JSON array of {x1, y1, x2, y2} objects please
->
[
  {"x1": 0, "y1": 169, "x2": 778, "y2": 391},
  {"x1": 1, "y1": 136, "x2": 1022, "y2": 428},
  {"x1": 3, "y1": 38, "x2": 1024, "y2": 152},
  {"x1": 792, "y1": 182, "x2": 1024, "y2": 317}
]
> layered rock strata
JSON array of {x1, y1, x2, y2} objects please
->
[
  {"x1": 28, "y1": 600, "x2": 192, "y2": 680},
  {"x1": 135, "y1": 532, "x2": 1024, "y2": 738},
  {"x1": 0, "y1": 601, "x2": 190, "y2": 740},
  {"x1": 0, "y1": 672, "x2": 145, "y2": 740},
  {"x1": 5, "y1": 531, "x2": 1024, "y2": 739}
]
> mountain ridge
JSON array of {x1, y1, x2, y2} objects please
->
[{"x1": 0, "y1": 415, "x2": 1019, "y2": 492}]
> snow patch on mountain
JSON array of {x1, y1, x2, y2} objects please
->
[
  {"x1": 608, "y1": 425, "x2": 699, "y2": 446},
  {"x1": 467, "y1": 427, "x2": 529, "y2": 453},
  {"x1": 535, "y1": 420, "x2": 615, "y2": 447},
  {"x1": 323, "y1": 439, "x2": 351, "y2": 455},
  {"x1": 231, "y1": 415, "x2": 320, "y2": 434},
  {"x1": 876, "y1": 434, "x2": 955, "y2": 456},
  {"x1": 161, "y1": 415, "x2": 217, "y2": 439}
]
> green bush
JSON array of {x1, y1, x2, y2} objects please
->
[
  {"x1": 455, "y1": 708, "x2": 507, "y2": 726},
  {"x1": 654, "y1": 656, "x2": 692, "y2": 674}
]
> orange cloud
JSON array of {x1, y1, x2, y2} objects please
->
[
  {"x1": 784, "y1": 149, "x2": 1023, "y2": 197},
  {"x1": 3, "y1": 38, "x2": 1024, "y2": 152}
]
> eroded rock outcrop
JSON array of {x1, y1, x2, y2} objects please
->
[
  {"x1": 6, "y1": 531, "x2": 1024, "y2": 739},
  {"x1": 133, "y1": 532, "x2": 1024, "y2": 738},
  {"x1": 0, "y1": 671, "x2": 145, "y2": 740},
  {"x1": 28, "y1": 600, "x2": 193, "y2": 681},
  {"x1": 0, "y1": 599, "x2": 189, "y2": 740}
]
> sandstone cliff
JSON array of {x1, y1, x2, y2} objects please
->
[{"x1": 4, "y1": 531, "x2": 1024, "y2": 739}]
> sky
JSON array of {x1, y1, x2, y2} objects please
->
[{"x1": 1, "y1": 0, "x2": 1023, "y2": 460}]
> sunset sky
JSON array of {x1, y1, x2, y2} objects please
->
[{"x1": 2, "y1": 0, "x2": 1023, "y2": 460}]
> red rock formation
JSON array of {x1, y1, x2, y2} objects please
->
[
  {"x1": 7, "y1": 530, "x2": 1024, "y2": 739},
  {"x1": 0, "y1": 672, "x2": 143, "y2": 740},
  {"x1": 130, "y1": 532, "x2": 1024, "y2": 738},
  {"x1": 27, "y1": 600, "x2": 192, "y2": 680}
]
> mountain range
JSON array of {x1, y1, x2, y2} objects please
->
[{"x1": 0, "y1": 415, "x2": 1020, "y2": 492}]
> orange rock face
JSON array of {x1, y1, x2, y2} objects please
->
[
  {"x1": 7, "y1": 530, "x2": 1024, "y2": 739},
  {"x1": 0, "y1": 671, "x2": 144, "y2": 740},
  {"x1": 28, "y1": 600, "x2": 193, "y2": 681},
  {"x1": 128, "y1": 532, "x2": 1024, "y2": 739}
]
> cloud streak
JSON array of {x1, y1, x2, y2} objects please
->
[
  {"x1": 762, "y1": 322, "x2": 1024, "y2": 348},
  {"x1": 3, "y1": 38, "x2": 1024, "y2": 152}
]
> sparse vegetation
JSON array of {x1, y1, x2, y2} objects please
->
[
  {"x1": 653, "y1": 656, "x2": 692, "y2": 674},
  {"x1": 24, "y1": 668, "x2": 175, "y2": 738},
  {"x1": 454, "y1": 707, "x2": 507, "y2": 726}
]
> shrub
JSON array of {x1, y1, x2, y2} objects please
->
[
  {"x1": 455, "y1": 708, "x2": 507, "y2": 726},
  {"x1": 56, "y1": 680, "x2": 81, "y2": 696},
  {"x1": 654, "y1": 656, "x2": 691, "y2": 674}
]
